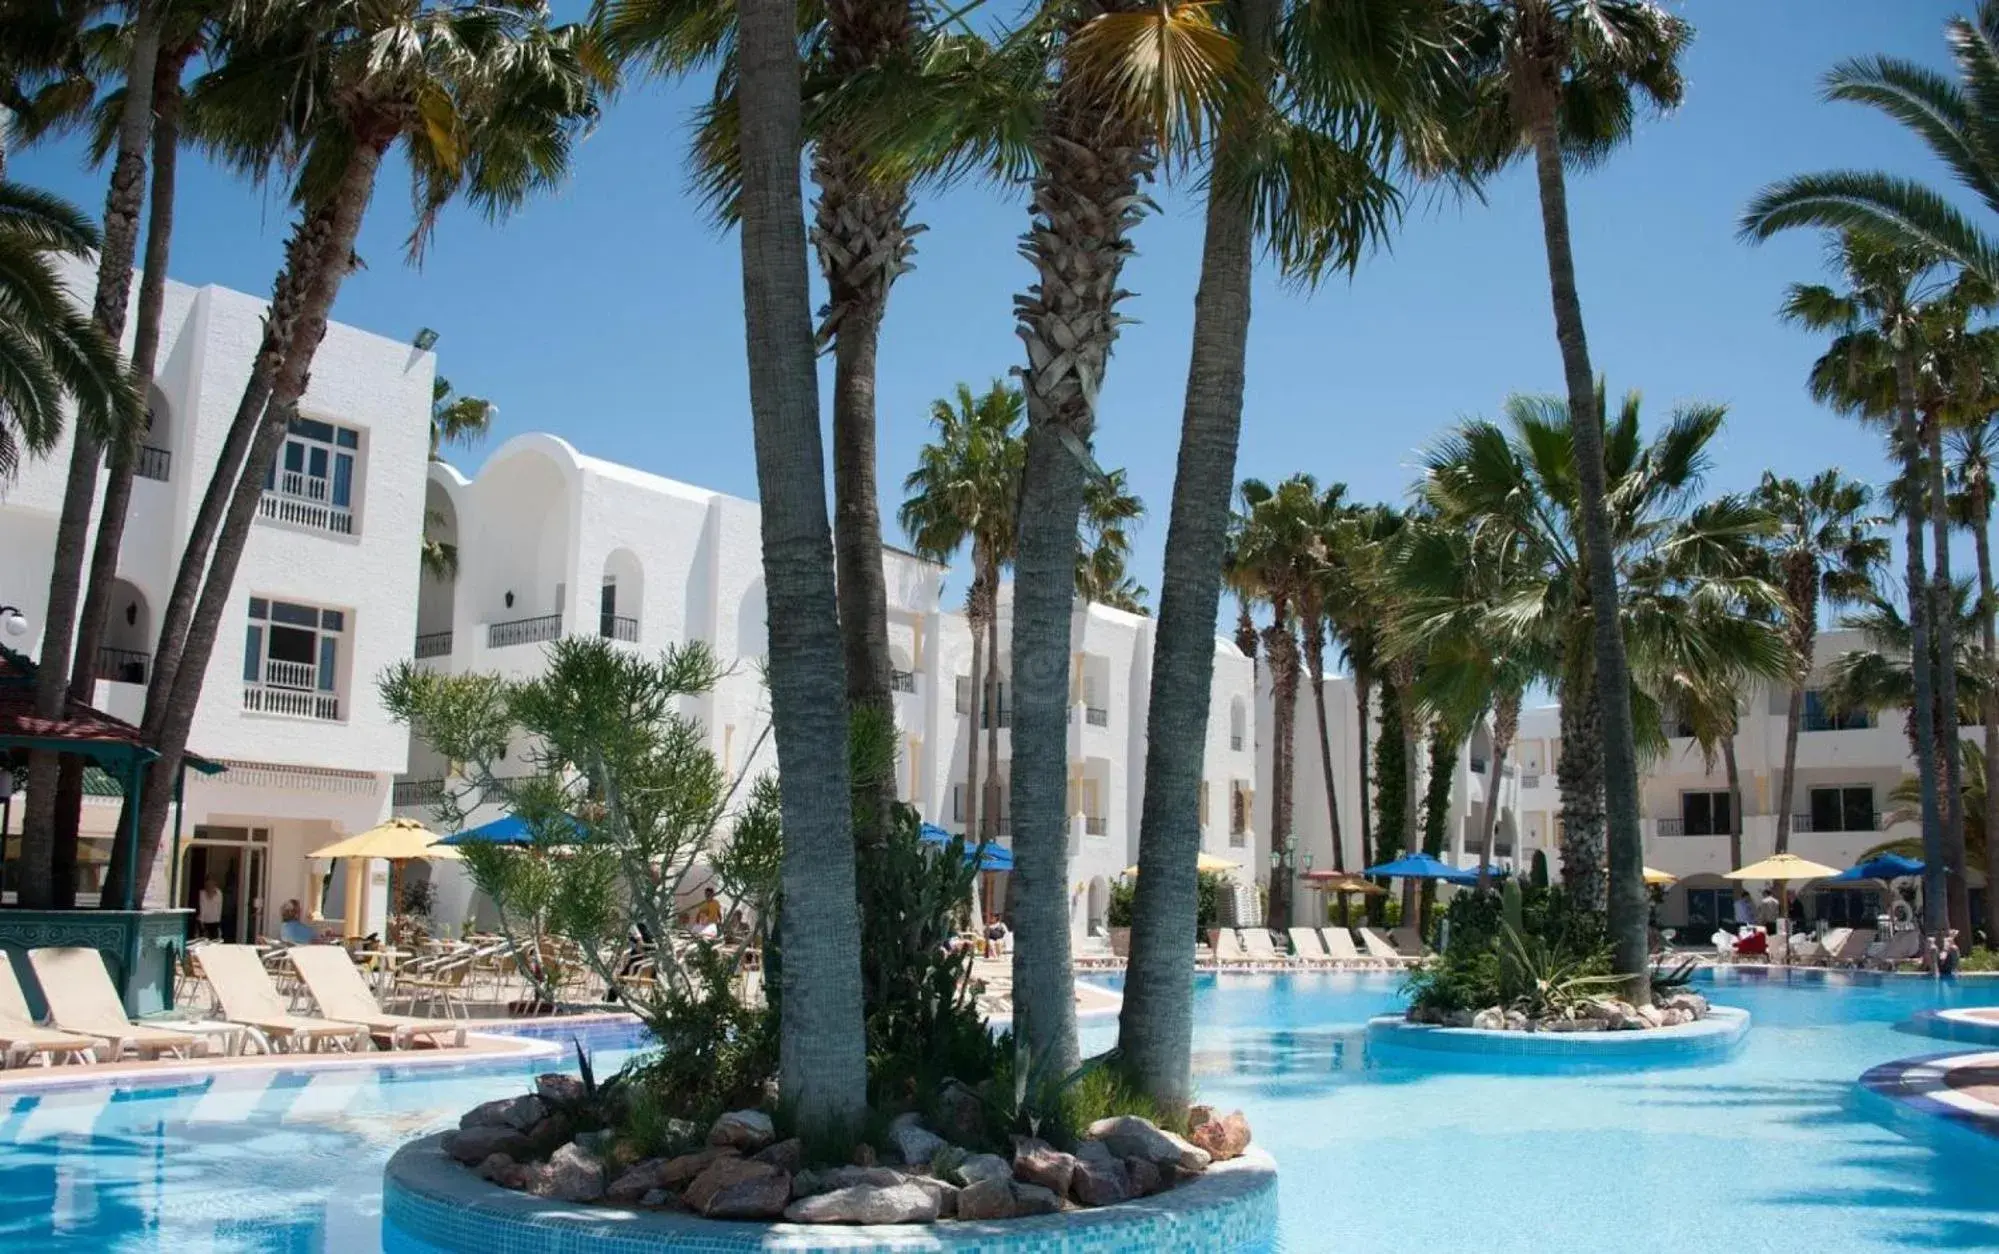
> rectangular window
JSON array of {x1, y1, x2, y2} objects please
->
[
  {"x1": 1199, "y1": 781, "x2": 1210, "y2": 829},
  {"x1": 955, "y1": 675, "x2": 971, "y2": 714},
  {"x1": 952, "y1": 785, "x2": 964, "y2": 823},
  {"x1": 1679, "y1": 790, "x2": 1731, "y2": 837},
  {"x1": 1807, "y1": 786, "x2": 1874, "y2": 834},
  {"x1": 243, "y1": 597, "x2": 345, "y2": 721},
  {"x1": 1802, "y1": 690, "x2": 1871, "y2": 732},
  {"x1": 262, "y1": 417, "x2": 360, "y2": 536}
]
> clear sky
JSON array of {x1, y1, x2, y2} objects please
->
[{"x1": 10, "y1": 0, "x2": 1979, "y2": 621}]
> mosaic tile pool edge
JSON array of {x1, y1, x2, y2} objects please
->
[{"x1": 382, "y1": 1133, "x2": 1279, "y2": 1254}]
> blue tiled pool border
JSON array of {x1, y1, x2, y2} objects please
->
[
  {"x1": 1363, "y1": 1005, "x2": 1750, "y2": 1071},
  {"x1": 1855, "y1": 1050, "x2": 1999, "y2": 1155},
  {"x1": 1904, "y1": 1008, "x2": 1999, "y2": 1047},
  {"x1": 382, "y1": 1133, "x2": 1278, "y2": 1254}
]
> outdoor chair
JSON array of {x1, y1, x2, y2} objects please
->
[
  {"x1": 390, "y1": 955, "x2": 475, "y2": 1019},
  {"x1": 1209, "y1": 929, "x2": 1251, "y2": 966},
  {"x1": 194, "y1": 944, "x2": 369, "y2": 1053},
  {"x1": 1388, "y1": 927, "x2": 1430, "y2": 961},
  {"x1": 1287, "y1": 927, "x2": 1332, "y2": 965},
  {"x1": 287, "y1": 945, "x2": 466, "y2": 1050},
  {"x1": 1318, "y1": 927, "x2": 1378, "y2": 969},
  {"x1": 1357, "y1": 928, "x2": 1420, "y2": 967},
  {"x1": 1238, "y1": 929, "x2": 1291, "y2": 967},
  {"x1": 1824, "y1": 927, "x2": 1875, "y2": 968},
  {"x1": 0, "y1": 955, "x2": 99, "y2": 1068},
  {"x1": 28, "y1": 947, "x2": 204, "y2": 1060}
]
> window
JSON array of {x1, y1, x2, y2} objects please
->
[
  {"x1": 1229, "y1": 782, "x2": 1251, "y2": 844},
  {"x1": 1802, "y1": 690, "x2": 1871, "y2": 732},
  {"x1": 1685, "y1": 888, "x2": 1733, "y2": 931},
  {"x1": 955, "y1": 675, "x2": 971, "y2": 713},
  {"x1": 598, "y1": 580, "x2": 637, "y2": 641},
  {"x1": 261, "y1": 416, "x2": 359, "y2": 535},
  {"x1": 952, "y1": 785, "x2": 964, "y2": 823},
  {"x1": 1199, "y1": 781, "x2": 1211, "y2": 829},
  {"x1": 1815, "y1": 888, "x2": 1880, "y2": 927},
  {"x1": 1677, "y1": 790, "x2": 1732, "y2": 837},
  {"x1": 243, "y1": 597, "x2": 344, "y2": 720},
  {"x1": 1806, "y1": 786, "x2": 1874, "y2": 834}
]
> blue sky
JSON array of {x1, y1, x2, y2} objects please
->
[{"x1": 11, "y1": 0, "x2": 1977, "y2": 618}]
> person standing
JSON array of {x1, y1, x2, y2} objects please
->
[
  {"x1": 1757, "y1": 888, "x2": 1781, "y2": 931},
  {"x1": 196, "y1": 877, "x2": 224, "y2": 940},
  {"x1": 1733, "y1": 891, "x2": 1755, "y2": 932}
]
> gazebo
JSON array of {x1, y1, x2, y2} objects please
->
[{"x1": 0, "y1": 644, "x2": 221, "y2": 1015}]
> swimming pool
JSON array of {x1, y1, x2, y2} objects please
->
[{"x1": 3, "y1": 971, "x2": 1994, "y2": 1252}]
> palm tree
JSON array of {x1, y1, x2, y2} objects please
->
[
  {"x1": 1827, "y1": 586, "x2": 1988, "y2": 745},
  {"x1": 1884, "y1": 744, "x2": 1991, "y2": 910},
  {"x1": 900, "y1": 381, "x2": 1025, "y2": 855},
  {"x1": 0, "y1": 0, "x2": 101, "y2": 180},
  {"x1": 18, "y1": 0, "x2": 158, "y2": 910},
  {"x1": 104, "y1": 0, "x2": 604, "y2": 905},
  {"x1": 1447, "y1": 0, "x2": 1693, "y2": 999},
  {"x1": 1739, "y1": 1, "x2": 1999, "y2": 284},
  {"x1": 1951, "y1": 418, "x2": 1999, "y2": 944},
  {"x1": 734, "y1": 0, "x2": 869, "y2": 1136},
  {"x1": 1077, "y1": 468, "x2": 1145, "y2": 609},
  {"x1": 1774, "y1": 233, "x2": 1958, "y2": 933},
  {"x1": 1300, "y1": 497, "x2": 1359, "y2": 883},
  {"x1": 1328, "y1": 504, "x2": 1400, "y2": 885},
  {"x1": 1754, "y1": 471, "x2": 1888, "y2": 853},
  {"x1": 430, "y1": 373, "x2": 494, "y2": 460}
]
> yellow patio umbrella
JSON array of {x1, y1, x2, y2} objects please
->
[
  {"x1": 1724, "y1": 853, "x2": 1840, "y2": 964},
  {"x1": 1642, "y1": 866, "x2": 1678, "y2": 886},
  {"x1": 1122, "y1": 852, "x2": 1239, "y2": 877},
  {"x1": 311, "y1": 819, "x2": 459, "y2": 939}
]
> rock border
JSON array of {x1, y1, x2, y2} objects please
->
[
  {"x1": 1365, "y1": 1005, "x2": 1750, "y2": 1070},
  {"x1": 384, "y1": 1132, "x2": 1278, "y2": 1254}
]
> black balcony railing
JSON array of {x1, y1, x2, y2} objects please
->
[
  {"x1": 600, "y1": 614, "x2": 639, "y2": 642},
  {"x1": 890, "y1": 669, "x2": 917, "y2": 694},
  {"x1": 414, "y1": 630, "x2": 453, "y2": 660},
  {"x1": 1085, "y1": 706, "x2": 1108, "y2": 727},
  {"x1": 1793, "y1": 811, "x2": 1878, "y2": 834},
  {"x1": 96, "y1": 646, "x2": 148, "y2": 685},
  {"x1": 1084, "y1": 815, "x2": 1106, "y2": 836},
  {"x1": 134, "y1": 444, "x2": 170, "y2": 482},
  {"x1": 489, "y1": 614, "x2": 562, "y2": 649},
  {"x1": 393, "y1": 778, "x2": 445, "y2": 807}
]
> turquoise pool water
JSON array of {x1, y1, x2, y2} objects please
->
[{"x1": 3, "y1": 971, "x2": 1995, "y2": 1252}]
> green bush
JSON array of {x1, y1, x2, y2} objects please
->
[
  {"x1": 1106, "y1": 870, "x2": 1223, "y2": 934},
  {"x1": 1961, "y1": 946, "x2": 1999, "y2": 973},
  {"x1": 1406, "y1": 884, "x2": 1610, "y2": 1019}
]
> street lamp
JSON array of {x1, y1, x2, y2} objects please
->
[{"x1": 0, "y1": 605, "x2": 28, "y2": 639}]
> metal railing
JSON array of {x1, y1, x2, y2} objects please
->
[
  {"x1": 264, "y1": 658, "x2": 316, "y2": 689},
  {"x1": 890, "y1": 669, "x2": 917, "y2": 694},
  {"x1": 1085, "y1": 706, "x2": 1108, "y2": 727},
  {"x1": 1793, "y1": 811, "x2": 1878, "y2": 834},
  {"x1": 134, "y1": 444, "x2": 170, "y2": 482},
  {"x1": 1084, "y1": 815, "x2": 1106, "y2": 836},
  {"x1": 600, "y1": 614, "x2": 639, "y2": 642},
  {"x1": 488, "y1": 614, "x2": 562, "y2": 649},
  {"x1": 243, "y1": 683, "x2": 340, "y2": 721},
  {"x1": 260, "y1": 472, "x2": 355, "y2": 536},
  {"x1": 414, "y1": 630, "x2": 453, "y2": 660},
  {"x1": 1522, "y1": 772, "x2": 1542, "y2": 788},
  {"x1": 393, "y1": 778, "x2": 445, "y2": 807},
  {"x1": 1230, "y1": 733, "x2": 1244, "y2": 752},
  {"x1": 1656, "y1": 817, "x2": 1685, "y2": 837},
  {"x1": 96, "y1": 646, "x2": 148, "y2": 685}
]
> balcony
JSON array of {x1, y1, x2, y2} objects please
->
[
  {"x1": 134, "y1": 444, "x2": 170, "y2": 482},
  {"x1": 599, "y1": 614, "x2": 639, "y2": 643},
  {"x1": 890, "y1": 669, "x2": 916, "y2": 694},
  {"x1": 1084, "y1": 815, "x2": 1107, "y2": 836},
  {"x1": 1793, "y1": 811, "x2": 1878, "y2": 834},
  {"x1": 489, "y1": 614, "x2": 562, "y2": 649},
  {"x1": 260, "y1": 471, "x2": 355, "y2": 536},
  {"x1": 243, "y1": 659, "x2": 340, "y2": 721},
  {"x1": 1085, "y1": 706, "x2": 1108, "y2": 727},
  {"x1": 414, "y1": 630, "x2": 453, "y2": 660},
  {"x1": 394, "y1": 778, "x2": 445, "y2": 808},
  {"x1": 1522, "y1": 772, "x2": 1542, "y2": 788},
  {"x1": 96, "y1": 646, "x2": 148, "y2": 686}
]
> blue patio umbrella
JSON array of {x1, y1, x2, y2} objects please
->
[
  {"x1": 1829, "y1": 852, "x2": 1925, "y2": 883},
  {"x1": 434, "y1": 812, "x2": 582, "y2": 847},
  {"x1": 1362, "y1": 852, "x2": 1497, "y2": 886},
  {"x1": 919, "y1": 822, "x2": 1014, "y2": 871}
]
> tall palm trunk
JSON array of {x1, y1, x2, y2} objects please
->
[
  {"x1": 984, "y1": 586, "x2": 1001, "y2": 840},
  {"x1": 1116, "y1": 66, "x2": 1258, "y2": 1101},
  {"x1": 738, "y1": 0, "x2": 868, "y2": 1136},
  {"x1": 963, "y1": 579, "x2": 985, "y2": 850},
  {"x1": 1925, "y1": 410, "x2": 1973, "y2": 936},
  {"x1": 1556, "y1": 667, "x2": 1606, "y2": 909},
  {"x1": 1477, "y1": 686, "x2": 1520, "y2": 888},
  {"x1": 1264, "y1": 615, "x2": 1299, "y2": 926},
  {"x1": 1974, "y1": 480, "x2": 1999, "y2": 945},
  {"x1": 1773, "y1": 562, "x2": 1818, "y2": 855},
  {"x1": 1306, "y1": 614, "x2": 1346, "y2": 874},
  {"x1": 1892, "y1": 364, "x2": 1945, "y2": 934},
  {"x1": 1007, "y1": 16, "x2": 1152, "y2": 1076},
  {"x1": 54, "y1": 44, "x2": 191, "y2": 907},
  {"x1": 1388, "y1": 657, "x2": 1419, "y2": 922},
  {"x1": 1723, "y1": 730, "x2": 1743, "y2": 873},
  {"x1": 1527, "y1": 107, "x2": 1647, "y2": 996},
  {"x1": 19, "y1": 6, "x2": 159, "y2": 910},
  {"x1": 1355, "y1": 665, "x2": 1373, "y2": 872}
]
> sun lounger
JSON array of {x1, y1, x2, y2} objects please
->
[
  {"x1": 1238, "y1": 929, "x2": 1290, "y2": 966},
  {"x1": 1388, "y1": 927, "x2": 1430, "y2": 961},
  {"x1": 1825, "y1": 927, "x2": 1875, "y2": 968},
  {"x1": 0, "y1": 956, "x2": 98, "y2": 1067},
  {"x1": 286, "y1": 944, "x2": 467, "y2": 1050},
  {"x1": 27, "y1": 947, "x2": 203, "y2": 1060},
  {"x1": 1357, "y1": 927, "x2": 1419, "y2": 967},
  {"x1": 1287, "y1": 927, "x2": 1331, "y2": 965},
  {"x1": 1209, "y1": 929, "x2": 1251, "y2": 966},
  {"x1": 194, "y1": 945, "x2": 369, "y2": 1053},
  {"x1": 1865, "y1": 928, "x2": 1922, "y2": 970},
  {"x1": 1318, "y1": 927, "x2": 1377, "y2": 968},
  {"x1": 1798, "y1": 928, "x2": 1849, "y2": 967}
]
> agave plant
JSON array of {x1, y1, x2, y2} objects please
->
[{"x1": 1495, "y1": 922, "x2": 1622, "y2": 1022}]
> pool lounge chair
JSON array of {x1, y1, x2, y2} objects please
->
[
  {"x1": 1864, "y1": 928, "x2": 1923, "y2": 971},
  {"x1": 1318, "y1": 927, "x2": 1378, "y2": 969},
  {"x1": 0, "y1": 956, "x2": 98, "y2": 1067},
  {"x1": 1388, "y1": 927, "x2": 1430, "y2": 961},
  {"x1": 1238, "y1": 929, "x2": 1291, "y2": 967},
  {"x1": 1357, "y1": 928, "x2": 1419, "y2": 967},
  {"x1": 1209, "y1": 929, "x2": 1251, "y2": 966},
  {"x1": 1824, "y1": 927, "x2": 1875, "y2": 968},
  {"x1": 1287, "y1": 928, "x2": 1332, "y2": 965},
  {"x1": 286, "y1": 945, "x2": 467, "y2": 1051},
  {"x1": 195, "y1": 945, "x2": 369, "y2": 1053},
  {"x1": 27, "y1": 947, "x2": 204, "y2": 1060}
]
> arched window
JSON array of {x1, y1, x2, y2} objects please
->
[{"x1": 1229, "y1": 697, "x2": 1247, "y2": 752}]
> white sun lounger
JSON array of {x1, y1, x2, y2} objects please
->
[
  {"x1": 195, "y1": 945, "x2": 369, "y2": 1053},
  {"x1": 287, "y1": 944, "x2": 466, "y2": 1050},
  {"x1": 0, "y1": 956, "x2": 98, "y2": 1067},
  {"x1": 1238, "y1": 929, "x2": 1289, "y2": 966},
  {"x1": 1209, "y1": 929, "x2": 1250, "y2": 966},
  {"x1": 1318, "y1": 927, "x2": 1378, "y2": 969},
  {"x1": 1357, "y1": 928, "x2": 1418, "y2": 967},
  {"x1": 1287, "y1": 927, "x2": 1331, "y2": 965},
  {"x1": 28, "y1": 947, "x2": 203, "y2": 1061}
]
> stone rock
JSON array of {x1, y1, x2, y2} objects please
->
[
  {"x1": 661, "y1": 1146, "x2": 738, "y2": 1187},
  {"x1": 1446, "y1": 1008, "x2": 1476, "y2": 1027},
  {"x1": 889, "y1": 1113, "x2": 947, "y2": 1168},
  {"x1": 535, "y1": 1073, "x2": 585, "y2": 1106},
  {"x1": 1661, "y1": 991, "x2": 1710, "y2": 1019},
  {"x1": 606, "y1": 1160, "x2": 667, "y2": 1205},
  {"x1": 1125, "y1": 1156, "x2": 1163, "y2": 1197},
  {"x1": 795, "y1": 1166, "x2": 905, "y2": 1197},
  {"x1": 1069, "y1": 1140, "x2": 1129, "y2": 1207},
  {"x1": 934, "y1": 1080, "x2": 987, "y2": 1146},
  {"x1": 574, "y1": 1128, "x2": 616, "y2": 1156},
  {"x1": 638, "y1": 1188, "x2": 681, "y2": 1210},
  {"x1": 1187, "y1": 1104, "x2": 1216, "y2": 1130},
  {"x1": 663, "y1": 1117, "x2": 701, "y2": 1149},
  {"x1": 851, "y1": 1142, "x2": 878, "y2": 1168},
  {"x1": 460, "y1": 1095, "x2": 545, "y2": 1133},
  {"x1": 526, "y1": 1113, "x2": 574, "y2": 1158},
  {"x1": 474, "y1": 1153, "x2": 520, "y2": 1186},
  {"x1": 1187, "y1": 1110, "x2": 1251, "y2": 1163},
  {"x1": 950, "y1": 1152, "x2": 1014, "y2": 1187},
  {"x1": 1012, "y1": 1182, "x2": 1064, "y2": 1215},
  {"x1": 782, "y1": 1181, "x2": 940, "y2": 1225},
  {"x1": 1471, "y1": 1006, "x2": 1507, "y2": 1031},
  {"x1": 706, "y1": 1170, "x2": 792, "y2": 1220},
  {"x1": 1660, "y1": 1007, "x2": 1693, "y2": 1027},
  {"x1": 955, "y1": 1176, "x2": 1015, "y2": 1221},
  {"x1": 754, "y1": 1137, "x2": 803, "y2": 1174},
  {"x1": 906, "y1": 1174, "x2": 960, "y2": 1218},
  {"x1": 544, "y1": 1142, "x2": 606, "y2": 1203},
  {"x1": 445, "y1": 1124, "x2": 532, "y2": 1164},
  {"x1": 1504, "y1": 1010, "x2": 1530, "y2": 1032},
  {"x1": 684, "y1": 1156, "x2": 777, "y2": 1213},
  {"x1": 1011, "y1": 1137, "x2": 1076, "y2": 1197},
  {"x1": 1086, "y1": 1117, "x2": 1211, "y2": 1173},
  {"x1": 708, "y1": 1109, "x2": 776, "y2": 1153},
  {"x1": 1635, "y1": 1003, "x2": 1667, "y2": 1029}
]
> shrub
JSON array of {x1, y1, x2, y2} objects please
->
[
  {"x1": 1406, "y1": 884, "x2": 1611, "y2": 1019},
  {"x1": 1106, "y1": 870, "x2": 1221, "y2": 934},
  {"x1": 1961, "y1": 946, "x2": 1999, "y2": 973}
]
